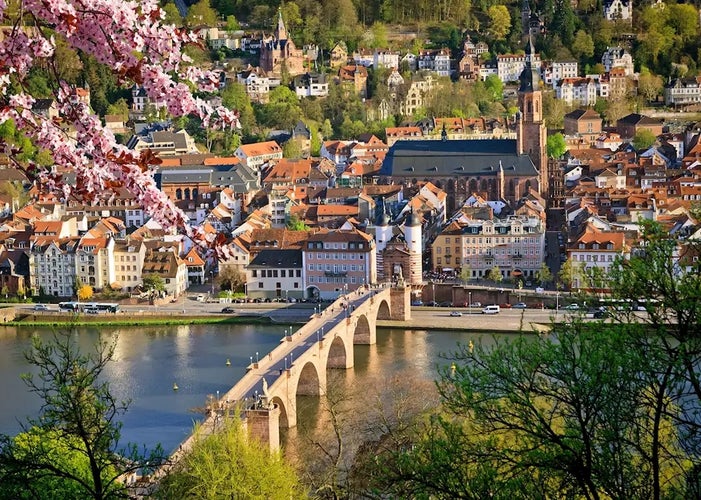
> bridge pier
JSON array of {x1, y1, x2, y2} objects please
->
[{"x1": 244, "y1": 404, "x2": 281, "y2": 453}]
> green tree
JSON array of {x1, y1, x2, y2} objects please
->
[
  {"x1": 216, "y1": 266, "x2": 246, "y2": 292},
  {"x1": 369, "y1": 321, "x2": 688, "y2": 498},
  {"x1": 142, "y1": 275, "x2": 166, "y2": 296},
  {"x1": 459, "y1": 264, "x2": 472, "y2": 284},
  {"x1": 286, "y1": 214, "x2": 310, "y2": 231},
  {"x1": 282, "y1": 137, "x2": 303, "y2": 158},
  {"x1": 633, "y1": 129, "x2": 657, "y2": 150},
  {"x1": 221, "y1": 83, "x2": 255, "y2": 134},
  {"x1": 162, "y1": 2, "x2": 182, "y2": 24},
  {"x1": 0, "y1": 333, "x2": 164, "y2": 499},
  {"x1": 105, "y1": 98, "x2": 129, "y2": 120},
  {"x1": 637, "y1": 70, "x2": 664, "y2": 103},
  {"x1": 369, "y1": 22, "x2": 388, "y2": 49},
  {"x1": 487, "y1": 266, "x2": 502, "y2": 284},
  {"x1": 558, "y1": 258, "x2": 582, "y2": 290},
  {"x1": 607, "y1": 223, "x2": 701, "y2": 464},
  {"x1": 259, "y1": 86, "x2": 302, "y2": 130},
  {"x1": 157, "y1": 413, "x2": 304, "y2": 499},
  {"x1": 546, "y1": 132, "x2": 567, "y2": 159},
  {"x1": 535, "y1": 262, "x2": 552, "y2": 285},
  {"x1": 542, "y1": 91, "x2": 566, "y2": 129},
  {"x1": 185, "y1": 0, "x2": 217, "y2": 27},
  {"x1": 225, "y1": 14, "x2": 240, "y2": 32},
  {"x1": 487, "y1": 5, "x2": 511, "y2": 41},
  {"x1": 483, "y1": 74, "x2": 503, "y2": 101},
  {"x1": 571, "y1": 30, "x2": 594, "y2": 59}
]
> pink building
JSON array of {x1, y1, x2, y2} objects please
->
[{"x1": 302, "y1": 228, "x2": 376, "y2": 300}]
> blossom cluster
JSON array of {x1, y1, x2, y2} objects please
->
[{"x1": 0, "y1": 0, "x2": 239, "y2": 252}]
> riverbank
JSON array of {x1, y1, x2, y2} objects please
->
[
  {"x1": 7, "y1": 307, "x2": 560, "y2": 333},
  {"x1": 4, "y1": 314, "x2": 277, "y2": 328}
]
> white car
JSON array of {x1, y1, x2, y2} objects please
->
[
  {"x1": 449, "y1": 311, "x2": 463, "y2": 317},
  {"x1": 482, "y1": 305, "x2": 500, "y2": 314},
  {"x1": 33, "y1": 304, "x2": 48, "y2": 311}
]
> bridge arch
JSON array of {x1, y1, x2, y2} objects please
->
[
  {"x1": 353, "y1": 313, "x2": 375, "y2": 344},
  {"x1": 376, "y1": 298, "x2": 391, "y2": 320},
  {"x1": 269, "y1": 396, "x2": 289, "y2": 428},
  {"x1": 326, "y1": 335, "x2": 352, "y2": 369},
  {"x1": 296, "y1": 360, "x2": 325, "y2": 396}
]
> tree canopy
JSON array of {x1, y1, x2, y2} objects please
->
[{"x1": 0, "y1": 333, "x2": 164, "y2": 499}]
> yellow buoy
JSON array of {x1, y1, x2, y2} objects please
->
[
  {"x1": 173, "y1": 383, "x2": 179, "y2": 391},
  {"x1": 468, "y1": 340, "x2": 474, "y2": 354},
  {"x1": 225, "y1": 358, "x2": 231, "y2": 366}
]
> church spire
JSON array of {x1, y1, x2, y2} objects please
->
[
  {"x1": 518, "y1": 34, "x2": 540, "y2": 93},
  {"x1": 274, "y1": 9, "x2": 288, "y2": 41}
]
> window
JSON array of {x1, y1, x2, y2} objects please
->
[
  {"x1": 296, "y1": 270, "x2": 301, "y2": 277},
  {"x1": 308, "y1": 264, "x2": 314, "y2": 270},
  {"x1": 281, "y1": 270, "x2": 286, "y2": 277},
  {"x1": 252, "y1": 270, "x2": 257, "y2": 277},
  {"x1": 258, "y1": 282, "x2": 263, "y2": 288},
  {"x1": 294, "y1": 282, "x2": 299, "y2": 288}
]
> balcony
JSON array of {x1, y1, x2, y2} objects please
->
[
  {"x1": 513, "y1": 253, "x2": 523, "y2": 259},
  {"x1": 324, "y1": 271, "x2": 348, "y2": 277}
]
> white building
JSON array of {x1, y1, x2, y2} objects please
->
[
  {"x1": 497, "y1": 53, "x2": 541, "y2": 83},
  {"x1": 30, "y1": 238, "x2": 78, "y2": 297},
  {"x1": 246, "y1": 249, "x2": 304, "y2": 300},
  {"x1": 542, "y1": 60, "x2": 578, "y2": 87},
  {"x1": 602, "y1": 47, "x2": 635, "y2": 76},
  {"x1": 293, "y1": 72, "x2": 329, "y2": 98},
  {"x1": 603, "y1": 0, "x2": 632, "y2": 21},
  {"x1": 556, "y1": 78, "x2": 598, "y2": 106},
  {"x1": 417, "y1": 48, "x2": 452, "y2": 77},
  {"x1": 373, "y1": 49, "x2": 400, "y2": 69}
]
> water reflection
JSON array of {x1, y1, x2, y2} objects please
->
[{"x1": 0, "y1": 325, "x2": 514, "y2": 455}]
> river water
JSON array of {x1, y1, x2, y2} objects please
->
[{"x1": 0, "y1": 324, "x2": 506, "y2": 454}]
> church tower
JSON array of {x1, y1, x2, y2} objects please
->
[
  {"x1": 274, "y1": 9, "x2": 288, "y2": 41},
  {"x1": 517, "y1": 35, "x2": 548, "y2": 198}
]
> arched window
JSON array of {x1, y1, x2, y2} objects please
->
[
  {"x1": 176, "y1": 188, "x2": 182, "y2": 200},
  {"x1": 184, "y1": 188, "x2": 191, "y2": 200},
  {"x1": 193, "y1": 188, "x2": 199, "y2": 200}
]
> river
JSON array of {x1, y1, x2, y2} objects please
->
[{"x1": 0, "y1": 324, "x2": 507, "y2": 454}]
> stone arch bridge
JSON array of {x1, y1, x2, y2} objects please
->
[{"x1": 173, "y1": 284, "x2": 412, "y2": 456}]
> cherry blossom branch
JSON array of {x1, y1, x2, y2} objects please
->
[{"x1": 0, "y1": 0, "x2": 240, "y2": 255}]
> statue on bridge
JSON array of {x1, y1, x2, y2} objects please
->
[{"x1": 393, "y1": 263, "x2": 405, "y2": 287}]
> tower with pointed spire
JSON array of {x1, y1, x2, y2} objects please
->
[
  {"x1": 259, "y1": 10, "x2": 304, "y2": 77},
  {"x1": 517, "y1": 35, "x2": 548, "y2": 199},
  {"x1": 274, "y1": 9, "x2": 288, "y2": 41}
]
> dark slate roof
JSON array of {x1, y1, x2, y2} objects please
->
[
  {"x1": 160, "y1": 170, "x2": 212, "y2": 184},
  {"x1": 248, "y1": 249, "x2": 302, "y2": 268},
  {"x1": 380, "y1": 139, "x2": 538, "y2": 177}
]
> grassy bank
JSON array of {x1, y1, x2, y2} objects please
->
[{"x1": 5, "y1": 315, "x2": 277, "y2": 328}]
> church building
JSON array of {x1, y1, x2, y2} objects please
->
[
  {"x1": 378, "y1": 37, "x2": 548, "y2": 212},
  {"x1": 259, "y1": 11, "x2": 305, "y2": 78}
]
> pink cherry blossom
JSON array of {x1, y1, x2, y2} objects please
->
[{"x1": 0, "y1": 0, "x2": 240, "y2": 253}]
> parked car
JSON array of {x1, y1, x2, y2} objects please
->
[
  {"x1": 425, "y1": 301, "x2": 439, "y2": 307},
  {"x1": 411, "y1": 300, "x2": 424, "y2": 306},
  {"x1": 439, "y1": 301, "x2": 452, "y2": 307},
  {"x1": 221, "y1": 307, "x2": 235, "y2": 314},
  {"x1": 33, "y1": 304, "x2": 48, "y2": 311},
  {"x1": 500, "y1": 303, "x2": 513, "y2": 309},
  {"x1": 563, "y1": 303, "x2": 580, "y2": 311},
  {"x1": 469, "y1": 302, "x2": 482, "y2": 308},
  {"x1": 512, "y1": 302, "x2": 528, "y2": 309},
  {"x1": 593, "y1": 310, "x2": 610, "y2": 319},
  {"x1": 449, "y1": 311, "x2": 463, "y2": 317}
]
